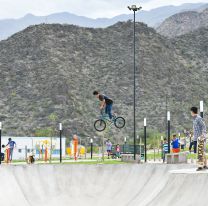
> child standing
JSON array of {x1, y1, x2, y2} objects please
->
[
  {"x1": 162, "y1": 138, "x2": 168, "y2": 162},
  {"x1": 115, "y1": 144, "x2": 121, "y2": 158},
  {"x1": 106, "y1": 139, "x2": 112, "y2": 159},
  {"x1": 171, "y1": 134, "x2": 180, "y2": 153}
]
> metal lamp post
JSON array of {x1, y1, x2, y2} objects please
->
[
  {"x1": 139, "y1": 135, "x2": 142, "y2": 158},
  {"x1": 167, "y1": 111, "x2": 171, "y2": 153},
  {"x1": 161, "y1": 136, "x2": 163, "y2": 159},
  {"x1": 144, "y1": 118, "x2": 147, "y2": 162},
  {"x1": 137, "y1": 135, "x2": 139, "y2": 155},
  {"x1": 128, "y1": 5, "x2": 142, "y2": 160},
  {"x1": 90, "y1": 138, "x2": 93, "y2": 159},
  {"x1": 200, "y1": 100, "x2": 204, "y2": 118},
  {"x1": 0, "y1": 122, "x2": 2, "y2": 165},
  {"x1": 59, "y1": 123, "x2": 62, "y2": 163},
  {"x1": 124, "y1": 137, "x2": 127, "y2": 154}
]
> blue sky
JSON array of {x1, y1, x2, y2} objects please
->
[{"x1": 0, "y1": 0, "x2": 207, "y2": 19}]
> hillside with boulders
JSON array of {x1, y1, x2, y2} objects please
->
[
  {"x1": 0, "y1": 21, "x2": 207, "y2": 141},
  {"x1": 157, "y1": 8, "x2": 208, "y2": 38}
]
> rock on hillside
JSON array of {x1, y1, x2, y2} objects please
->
[{"x1": 157, "y1": 8, "x2": 208, "y2": 38}]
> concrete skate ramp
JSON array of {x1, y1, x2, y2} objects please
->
[{"x1": 0, "y1": 164, "x2": 208, "y2": 206}]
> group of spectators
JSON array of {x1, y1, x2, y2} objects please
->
[
  {"x1": 162, "y1": 134, "x2": 187, "y2": 161},
  {"x1": 162, "y1": 106, "x2": 207, "y2": 170},
  {"x1": 106, "y1": 139, "x2": 121, "y2": 159},
  {"x1": 162, "y1": 129, "x2": 202, "y2": 160}
]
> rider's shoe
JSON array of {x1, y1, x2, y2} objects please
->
[
  {"x1": 110, "y1": 118, "x2": 116, "y2": 123},
  {"x1": 111, "y1": 115, "x2": 116, "y2": 122},
  {"x1": 196, "y1": 167, "x2": 203, "y2": 171}
]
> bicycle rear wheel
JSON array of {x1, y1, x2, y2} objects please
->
[
  {"x1": 94, "y1": 119, "x2": 106, "y2": 132},
  {"x1": 114, "y1": 117, "x2": 125, "y2": 129}
]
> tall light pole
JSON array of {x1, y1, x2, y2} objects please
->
[
  {"x1": 167, "y1": 111, "x2": 171, "y2": 153},
  {"x1": 128, "y1": 5, "x2": 142, "y2": 160},
  {"x1": 59, "y1": 123, "x2": 62, "y2": 163},
  {"x1": 0, "y1": 122, "x2": 2, "y2": 165},
  {"x1": 200, "y1": 100, "x2": 204, "y2": 118},
  {"x1": 144, "y1": 118, "x2": 147, "y2": 162}
]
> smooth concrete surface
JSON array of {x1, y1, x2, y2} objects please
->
[{"x1": 0, "y1": 164, "x2": 207, "y2": 206}]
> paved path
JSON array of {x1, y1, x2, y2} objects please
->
[{"x1": 0, "y1": 163, "x2": 207, "y2": 206}]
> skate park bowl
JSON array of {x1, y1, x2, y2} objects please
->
[{"x1": 0, "y1": 164, "x2": 208, "y2": 206}]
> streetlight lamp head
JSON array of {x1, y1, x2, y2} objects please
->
[
  {"x1": 200, "y1": 100, "x2": 204, "y2": 112},
  {"x1": 128, "y1": 5, "x2": 142, "y2": 11},
  {"x1": 90, "y1": 138, "x2": 93, "y2": 143},
  {"x1": 167, "y1": 111, "x2": 170, "y2": 121},
  {"x1": 0, "y1": 122, "x2": 2, "y2": 130},
  {"x1": 59, "y1": 123, "x2": 62, "y2": 131},
  {"x1": 144, "y1": 118, "x2": 147, "y2": 127}
]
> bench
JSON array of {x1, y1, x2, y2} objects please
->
[
  {"x1": 121, "y1": 154, "x2": 141, "y2": 163},
  {"x1": 166, "y1": 152, "x2": 188, "y2": 164}
]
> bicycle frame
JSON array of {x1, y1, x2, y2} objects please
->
[{"x1": 99, "y1": 112, "x2": 115, "y2": 127}]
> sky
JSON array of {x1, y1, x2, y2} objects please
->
[{"x1": 0, "y1": 0, "x2": 208, "y2": 19}]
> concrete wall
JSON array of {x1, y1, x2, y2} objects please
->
[{"x1": 0, "y1": 164, "x2": 205, "y2": 206}]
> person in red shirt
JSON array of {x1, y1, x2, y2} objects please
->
[{"x1": 115, "y1": 144, "x2": 121, "y2": 158}]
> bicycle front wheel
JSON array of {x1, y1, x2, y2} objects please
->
[
  {"x1": 94, "y1": 119, "x2": 106, "y2": 132},
  {"x1": 114, "y1": 117, "x2": 125, "y2": 129}
]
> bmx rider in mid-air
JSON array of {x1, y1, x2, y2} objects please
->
[{"x1": 93, "y1": 91, "x2": 113, "y2": 120}]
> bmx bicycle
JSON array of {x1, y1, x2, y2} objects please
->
[{"x1": 94, "y1": 110, "x2": 125, "y2": 132}]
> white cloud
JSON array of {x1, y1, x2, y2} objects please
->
[{"x1": 0, "y1": 0, "x2": 207, "y2": 19}]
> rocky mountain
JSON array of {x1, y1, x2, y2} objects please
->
[
  {"x1": 157, "y1": 8, "x2": 208, "y2": 38},
  {"x1": 0, "y1": 3, "x2": 207, "y2": 40},
  {"x1": 0, "y1": 21, "x2": 207, "y2": 141}
]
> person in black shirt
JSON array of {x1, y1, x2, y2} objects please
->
[{"x1": 93, "y1": 91, "x2": 113, "y2": 119}]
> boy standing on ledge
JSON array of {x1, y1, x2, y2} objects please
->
[{"x1": 191, "y1": 107, "x2": 207, "y2": 171}]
